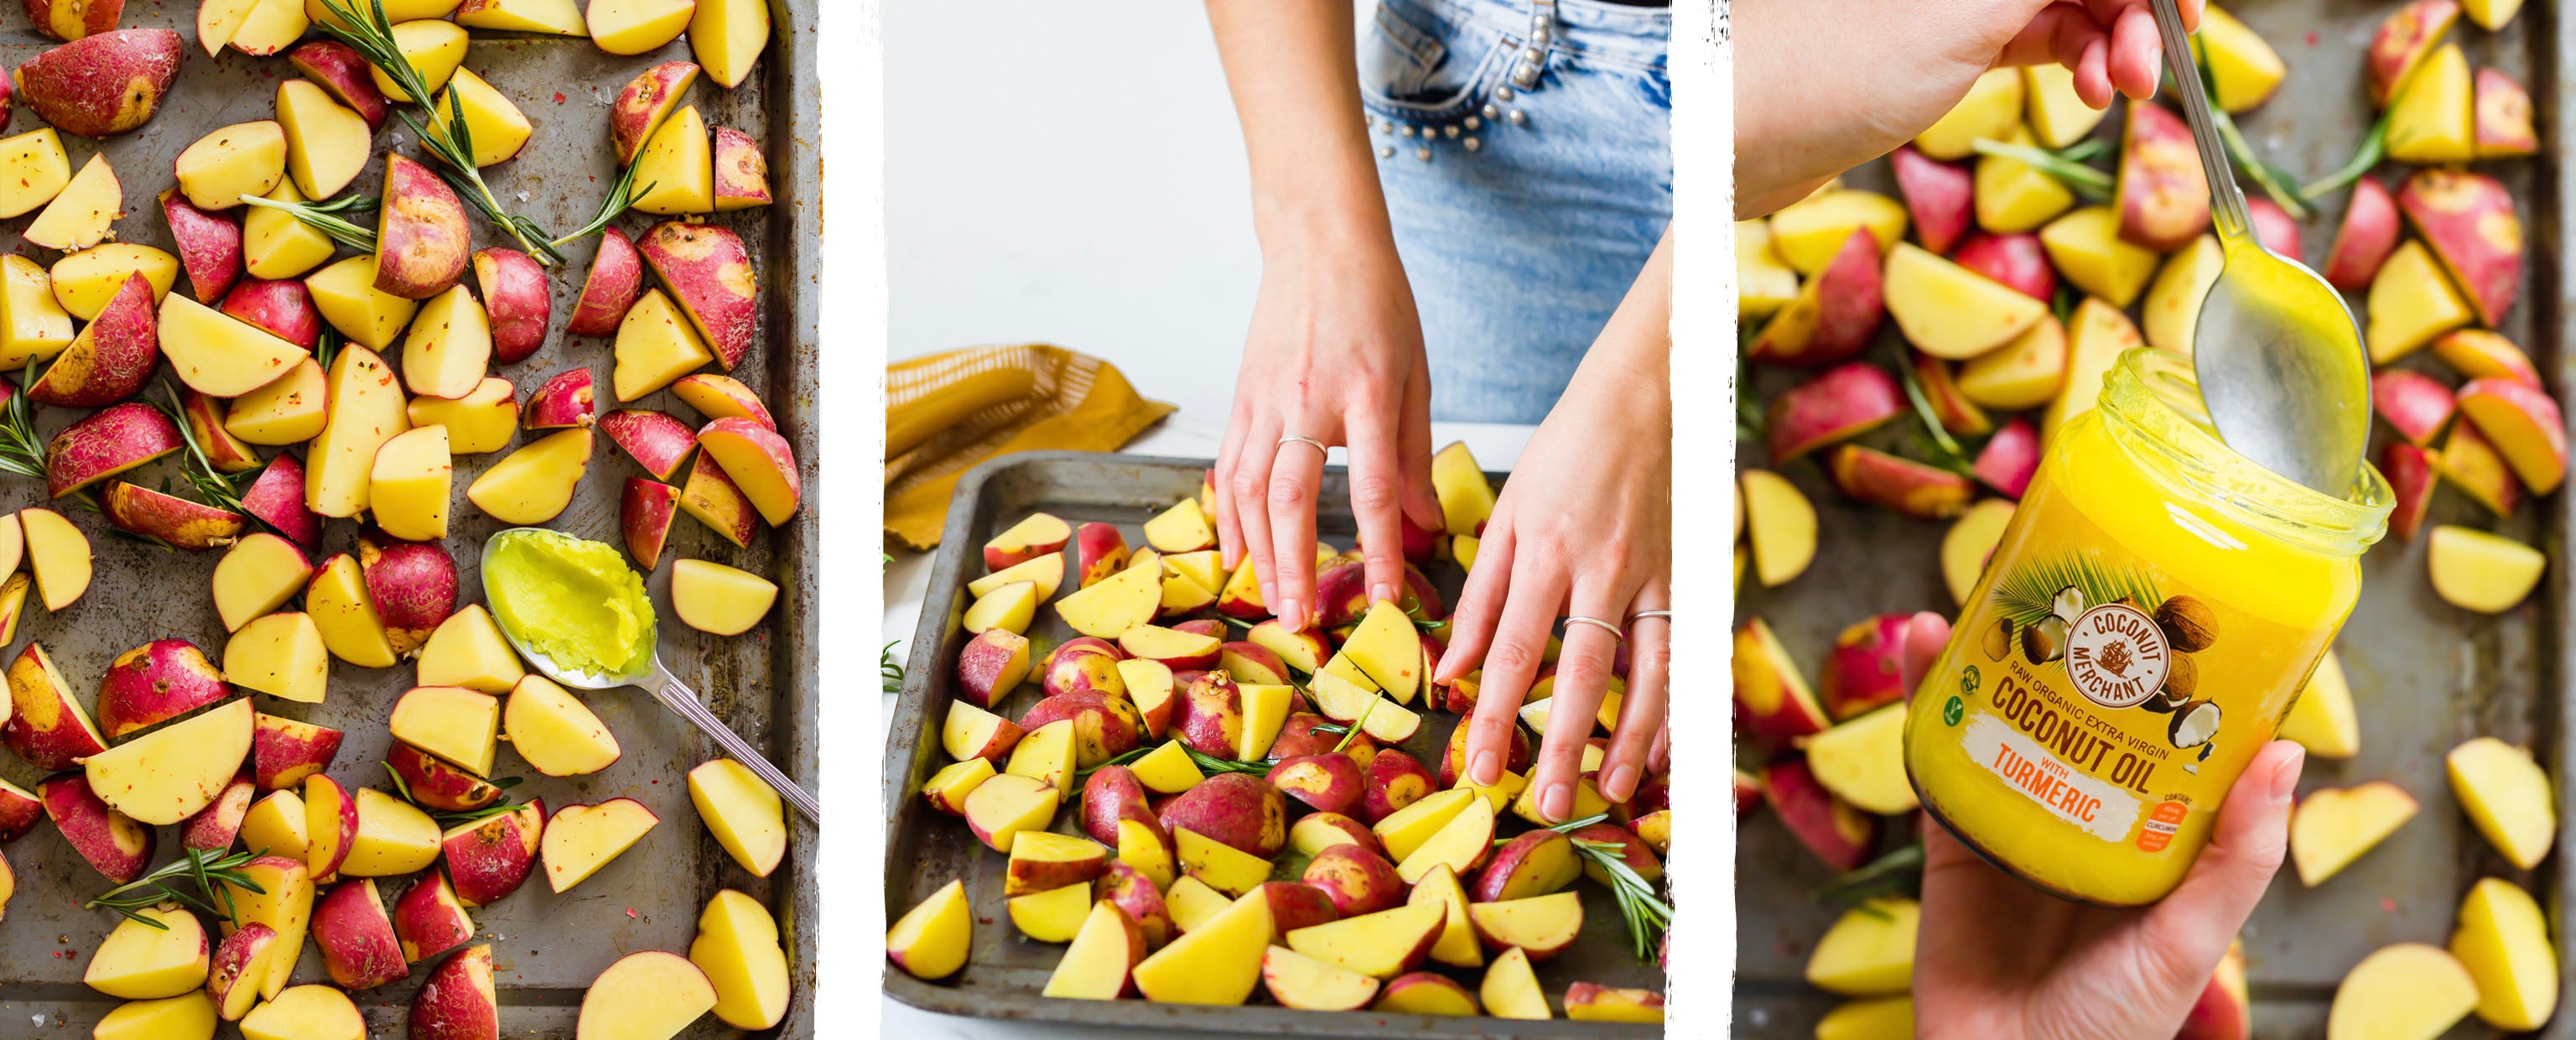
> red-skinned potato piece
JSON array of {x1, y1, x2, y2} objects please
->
[
  {"x1": 1973, "y1": 415, "x2": 2039, "y2": 498},
  {"x1": 524, "y1": 367, "x2": 596, "y2": 429},
  {"x1": 1303, "y1": 844, "x2": 1403, "y2": 917},
  {"x1": 385, "y1": 741, "x2": 502, "y2": 814},
  {"x1": 2433, "y1": 329, "x2": 2542, "y2": 387},
  {"x1": 288, "y1": 40, "x2": 387, "y2": 127},
  {"x1": 1260, "y1": 880, "x2": 1342, "y2": 935},
  {"x1": 391, "y1": 870, "x2": 475, "y2": 963},
  {"x1": 25, "y1": 0, "x2": 124, "y2": 42},
  {"x1": 712, "y1": 127, "x2": 771, "y2": 210},
  {"x1": 1951, "y1": 231, "x2": 2054, "y2": 301},
  {"x1": 1889, "y1": 145, "x2": 1970, "y2": 255},
  {"x1": 1079, "y1": 765, "x2": 1152, "y2": 845},
  {"x1": 1748, "y1": 229, "x2": 1883, "y2": 368},
  {"x1": 2372, "y1": 369, "x2": 2455, "y2": 445},
  {"x1": 1831, "y1": 445, "x2": 1972, "y2": 519},
  {"x1": 595, "y1": 409, "x2": 695, "y2": 484},
  {"x1": 46, "y1": 399, "x2": 179, "y2": 498},
  {"x1": 253, "y1": 713, "x2": 343, "y2": 791},
  {"x1": 609, "y1": 60, "x2": 699, "y2": 165},
  {"x1": 410, "y1": 944, "x2": 498, "y2": 1040},
  {"x1": 103, "y1": 481, "x2": 245, "y2": 550},
  {"x1": 1439, "y1": 721, "x2": 1530, "y2": 788},
  {"x1": 1270, "y1": 712, "x2": 1377, "y2": 764},
  {"x1": 1819, "y1": 614, "x2": 1909, "y2": 720},
  {"x1": 376, "y1": 154, "x2": 471, "y2": 299},
  {"x1": 439, "y1": 801, "x2": 542, "y2": 907},
  {"x1": 569, "y1": 226, "x2": 646, "y2": 337},
  {"x1": 2117, "y1": 101, "x2": 2211, "y2": 251},
  {"x1": 2384, "y1": 440, "x2": 2438, "y2": 540},
  {"x1": 8, "y1": 645, "x2": 110, "y2": 770},
  {"x1": 672, "y1": 372, "x2": 776, "y2": 429},
  {"x1": 2245, "y1": 197, "x2": 2302, "y2": 257},
  {"x1": 2457, "y1": 377, "x2": 2568, "y2": 495},
  {"x1": 2399, "y1": 169, "x2": 2522, "y2": 328},
  {"x1": 1156, "y1": 772, "x2": 1285, "y2": 859},
  {"x1": 1019, "y1": 692, "x2": 1143, "y2": 767},
  {"x1": 182, "y1": 771, "x2": 256, "y2": 851},
  {"x1": 358, "y1": 536, "x2": 459, "y2": 656},
  {"x1": 221, "y1": 278, "x2": 322, "y2": 349},
  {"x1": 95, "y1": 637, "x2": 229, "y2": 738},
  {"x1": 2475, "y1": 67, "x2": 2537, "y2": 159},
  {"x1": 678, "y1": 452, "x2": 760, "y2": 548},
  {"x1": 1762, "y1": 757, "x2": 1874, "y2": 871},
  {"x1": 2324, "y1": 177, "x2": 2402, "y2": 293},
  {"x1": 474, "y1": 247, "x2": 549, "y2": 365},
  {"x1": 0, "y1": 778, "x2": 37, "y2": 842},
  {"x1": 181, "y1": 389, "x2": 260, "y2": 474},
  {"x1": 1361, "y1": 749, "x2": 1434, "y2": 823},
  {"x1": 1913, "y1": 352, "x2": 1991, "y2": 436},
  {"x1": 622, "y1": 477, "x2": 679, "y2": 568},
  {"x1": 16, "y1": 29, "x2": 183, "y2": 138},
  {"x1": 1041, "y1": 637, "x2": 1125, "y2": 699},
  {"x1": 1768, "y1": 362, "x2": 1903, "y2": 460},
  {"x1": 40, "y1": 772, "x2": 152, "y2": 882},
  {"x1": 1269, "y1": 752, "x2": 1368, "y2": 816},
  {"x1": 30, "y1": 273, "x2": 157, "y2": 408},
  {"x1": 161, "y1": 189, "x2": 243, "y2": 303},
  {"x1": 311, "y1": 876, "x2": 408, "y2": 989},
  {"x1": 639, "y1": 221, "x2": 757, "y2": 370},
  {"x1": 2366, "y1": 0, "x2": 2462, "y2": 107},
  {"x1": 698, "y1": 417, "x2": 801, "y2": 525},
  {"x1": 1094, "y1": 861, "x2": 1175, "y2": 948},
  {"x1": 242, "y1": 454, "x2": 320, "y2": 549}
]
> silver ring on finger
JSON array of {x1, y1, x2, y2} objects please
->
[
  {"x1": 1628, "y1": 609, "x2": 1672, "y2": 623},
  {"x1": 1276, "y1": 434, "x2": 1328, "y2": 453},
  {"x1": 1564, "y1": 615, "x2": 1625, "y2": 641}
]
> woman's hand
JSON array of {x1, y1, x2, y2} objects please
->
[
  {"x1": 1888, "y1": 612, "x2": 2303, "y2": 1038},
  {"x1": 1736, "y1": 0, "x2": 2203, "y2": 216},
  {"x1": 1212, "y1": 232, "x2": 1445, "y2": 635},
  {"x1": 1446, "y1": 233, "x2": 1674, "y2": 819}
]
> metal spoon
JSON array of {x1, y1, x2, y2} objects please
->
[
  {"x1": 2150, "y1": 0, "x2": 2372, "y2": 494},
  {"x1": 480, "y1": 529, "x2": 821, "y2": 824}
]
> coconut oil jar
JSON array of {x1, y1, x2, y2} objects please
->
[{"x1": 1904, "y1": 350, "x2": 2392, "y2": 905}]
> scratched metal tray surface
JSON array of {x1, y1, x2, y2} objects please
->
[
  {"x1": 886, "y1": 451, "x2": 1664, "y2": 1037},
  {"x1": 0, "y1": 3, "x2": 821, "y2": 1036},
  {"x1": 1732, "y1": 3, "x2": 2564, "y2": 1037}
]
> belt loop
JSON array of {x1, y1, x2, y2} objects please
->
[{"x1": 1510, "y1": 0, "x2": 1555, "y2": 92}]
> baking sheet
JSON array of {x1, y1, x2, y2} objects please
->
[
  {"x1": 885, "y1": 450, "x2": 1665, "y2": 1037},
  {"x1": 1731, "y1": 3, "x2": 2564, "y2": 1035},
  {"x1": 0, "y1": 3, "x2": 823, "y2": 1035}
]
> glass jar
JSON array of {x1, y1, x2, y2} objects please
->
[{"x1": 1903, "y1": 349, "x2": 2393, "y2": 905}]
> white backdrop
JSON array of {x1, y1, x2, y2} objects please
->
[{"x1": 884, "y1": 1, "x2": 1270, "y2": 412}]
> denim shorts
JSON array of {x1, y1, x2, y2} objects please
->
[{"x1": 1359, "y1": 0, "x2": 1672, "y2": 424}]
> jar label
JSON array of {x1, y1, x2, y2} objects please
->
[{"x1": 1919, "y1": 486, "x2": 2321, "y2": 858}]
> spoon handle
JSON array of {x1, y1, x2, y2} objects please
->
[
  {"x1": 2148, "y1": 0, "x2": 2253, "y2": 243},
  {"x1": 651, "y1": 666, "x2": 823, "y2": 824}
]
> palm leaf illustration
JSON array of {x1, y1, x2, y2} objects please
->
[{"x1": 1987, "y1": 551, "x2": 2163, "y2": 632}]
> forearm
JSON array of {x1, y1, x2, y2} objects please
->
[
  {"x1": 1204, "y1": 0, "x2": 1396, "y2": 254},
  {"x1": 1563, "y1": 228, "x2": 1675, "y2": 425},
  {"x1": 1732, "y1": 2, "x2": 1895, "y2": 217}
]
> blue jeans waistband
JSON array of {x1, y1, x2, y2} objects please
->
[{"x1": 1385, "y1": 0, "x2": 1670, "y2": 70}]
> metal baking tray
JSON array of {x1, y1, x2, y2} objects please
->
[
  {"x1": 1732, "y1": 3, "x2": 2565, "y2": 1034},
  {"x1": 886, "y1": 450, "x2": 1664, "y2": 1037},
  {"x1": 0, "y1": 3, "x2": 821, "y2": 1035}
]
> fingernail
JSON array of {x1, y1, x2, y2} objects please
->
[
  {"x1": 2146, "y1": 44, "x2": 2162, "y2": 79},
  {"x1": 1372, "y1": 583, "x2": 1395, "y2": 605},
  {"x1": 1540, "y1": 783, "x2": 1572, "y2": 823},
  {"x1": 1279, "y1": 599, "x2": 1301, "y2": 632},
  {"x1": 1260, "y1": 581, "x2": 1276, "y2": 606},
  {"x1": 1470, "y1": 751, "x2": 1498, "y2": 787},
  {"x1": 1606, "y1": 765, "x2": 1639, "y2": 802},
  {"x1": 2269, "y1": 745, "x2": 2304, "y2": 804}
]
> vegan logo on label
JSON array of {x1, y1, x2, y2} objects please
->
[{"x1": 2064, "y1": 603, "x2": 2169, "y2": 710}]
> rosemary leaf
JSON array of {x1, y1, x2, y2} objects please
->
[{"x1": 1969, "y1": 138, "x2": 2114, "y2": 200}]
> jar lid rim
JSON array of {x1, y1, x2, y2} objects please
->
[{"x1": 2101, "y1": 349, "x2": 2392, "y2": 551}]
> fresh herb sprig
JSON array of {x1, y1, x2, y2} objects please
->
[
  {"x1": 1817, "y1": 841, "x2": 1926, "y2": 909},
  {"x1": 551, "y1": 159, "x2": 653, "y2": 249},
  {"x1": 1892, "y1": 346, "x2": 1975, "y2": 475},
  {"x1": 2300, "y1": 117, "x2": 2386, "y2": 203},
  {"x1": 882, "y1": 641, "x2": 905, "y2": 694},
  {"x1": 314, "y1": 0, "x2": 563, "y2": 263},
  {"x1": 1969, "y1": 138, "x2": 2114, "y2": 201},
  {"x1": 0, "y1": 356, "x2": 50, "y2": 482},
  {"x1": 87, "y1": 847, "x2": 268, "y2": 929},
  {"x1": 1535, "y1": 813, "x2": 1672, "y2": 961},
  {"x1": 149, "y1": 381, "x2": 255, "y2": 518},
  {"x1": 2185, "y1": 55, "x2": 2310, "y2": 220},
  {"x1": 382, "y1": 763, "x2": 528, "y2": 826},
  {"x1": 235, "y1": 190, "x2": 378, "y2": 252}
]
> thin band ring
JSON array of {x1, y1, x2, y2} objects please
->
[
  {"x1": 1276, "y1": 434, "x2": 1328, "y2": 453},
  {"x1": 1629, "y1": 609, "x2": 1672, "y2": 623},
  {"x1": 1564, "y1": 615, "x2": 1625, "y2": 641}
]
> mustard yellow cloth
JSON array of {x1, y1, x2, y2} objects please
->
[{"x1": 886, "y1": 344, "x2": 1176, "y2": 549}]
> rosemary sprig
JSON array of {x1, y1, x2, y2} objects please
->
[
  {"x1": 150, "y1": 381, "x2": 254, "y2": 517},
  {"x1": 882, "y1": 641, "x2": 905, "y2": 694},
  {"x1": 236, "y1": 191, "x2": 378, "y2": 252},
  {"x1": 1530, "y1": 814, "x2": 1670, "y2": 961},
  {"x1": 2052, "y1": 138, "x2": 2110, "y2": 164},
  {"x1": 312, "y1": 325, "x2": 344, "y2": 372},
  {"x1": 0, "y1": 356, "x2": 49, "y2": 481},
  {"x1": 1184, "y1": 743, "x2": 1277, "y2": 777},
  {"x1": 1330, "y1": 699, "x2": 1377, "y2": 755},
  {"x1": 1969, "y1": 138, "x2": 2114, "y2": 201},
  {"x1": 1072, "y1": 745, "x2": 1152, "y2": 782},
  {"x1": 381, "y1": 763, "x2": 528, "y2": 826},
  {"x1": 550, "y1": 159, "x2": 653, "y2": 249},
  {"x1": 1892, "y1": 349, "x2": 1975, "y2": 475},
  {"x1": 2300, "y1": 117, "x2": 2386, "y2": 203},
  {"x1": 87, "y1": 847, "x2": 268, "y2": 928},
  {"x1": 314, "y1": 0, "x2": 562, "y2": 264},
  {"x1": 1817, "y1": 841, "x2": 1926, "y2": 909}
]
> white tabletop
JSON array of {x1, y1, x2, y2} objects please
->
[{"x1": 880, "y1": 412, "x2": 1535, "y2": 1037}]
